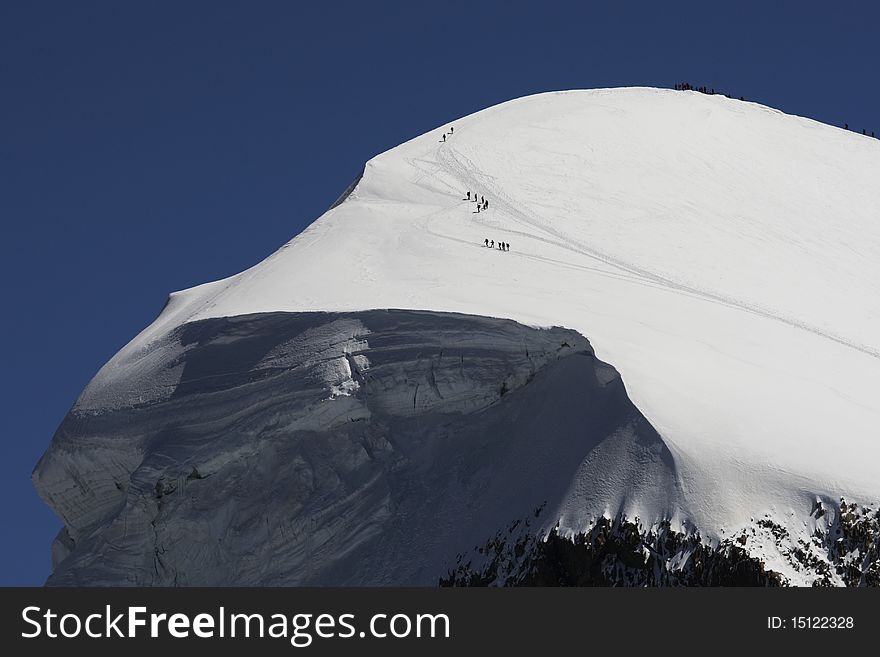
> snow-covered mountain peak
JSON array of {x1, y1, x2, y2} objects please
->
[{"x1": 36, "y1": 88, "x2": 880, "y2": 585}]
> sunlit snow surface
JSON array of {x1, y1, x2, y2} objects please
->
[{"x1": 41, "y1": 88, "x2": 880, "y2": 584}]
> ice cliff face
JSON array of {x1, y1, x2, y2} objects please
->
[
  {"x1": 36, "y1": 310, "x2": 678, "y2": 585},
  {"x1": 35, "y1": 87, "x2": 880, "y2": 585}
]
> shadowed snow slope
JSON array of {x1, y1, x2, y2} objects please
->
[
  {"x1": 36, "y1": 88, "x2": 880, "y2": 585},
  {"x1": 36, "y1": 311, "x2": 675, "y2": 585}
]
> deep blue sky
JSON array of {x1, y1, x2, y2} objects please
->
[{"x1": 1, "y1": 1, "x2": 877, "y2": 585}]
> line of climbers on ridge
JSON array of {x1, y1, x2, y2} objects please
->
[
  {"x1": 842, "y1": 123, "x2": 877, "y2": 138},
  {"x1": 675, "y1": 82, "x2": 746, "y2": 101},
  {"x1": 485, "y1": 239, "x2": 509, "y2": 252},
  {"x1": 442, "y1": 90, "x2": 878, "y2": 261},
  {"x1": 676, "y1": 83, "x2": 878, "y2": 138},
  {"x1": 439, "y1": 124, "x2": 511, "y2": 253},
  {"x1": 467, "y1": 190, "x2": 506, "y2": 250}
]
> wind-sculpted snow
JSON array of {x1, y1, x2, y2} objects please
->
[
  {"x1": 36, "y1": 310, "x2": 680, "y2": 585},
  {"x1": 35, "y1": 88, "x2": 880, "y2": 584}
]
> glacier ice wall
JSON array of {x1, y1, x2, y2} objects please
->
[{"x1": 34, "y1": 310, "x2": 679, "y2": 585}]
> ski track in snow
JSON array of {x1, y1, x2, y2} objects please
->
[{"x1": 434, "y1": 144, "x2": 880, "y2": 360}]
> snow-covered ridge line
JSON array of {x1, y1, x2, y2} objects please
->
[
  {"x1": 328, "y1": 167, "x2": 364, "y2": 211},
  {"x1": 36, "y1": 88, "x2": 880, "y2": 584}
]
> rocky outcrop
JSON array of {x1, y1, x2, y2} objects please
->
[{"x1": 440, "y1": 498, "x2": 880, "y2": 587}]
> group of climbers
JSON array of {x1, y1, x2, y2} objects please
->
[
  {"x1": 441, "y1": 126, "x2": 512, "y2": 254},
  {"x1": 466, "y1": 191, "x2": 489, "y2": 212},
  {"x1": 675, "y1": 82, "x2": 745, "y2": 101},
  {"x1": 442, "y1": 92, "x2": 878, "y2": 269}
]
